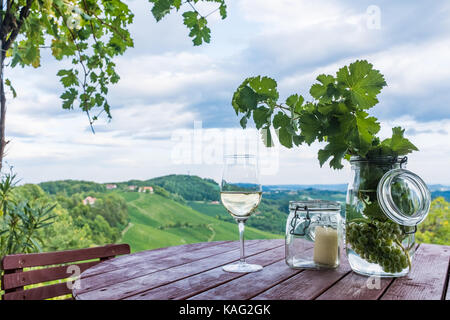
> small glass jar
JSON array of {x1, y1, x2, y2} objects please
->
[{"x1": 286, "y1": 200, "x2": 342, "y2": 269}]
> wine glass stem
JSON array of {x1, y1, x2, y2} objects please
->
[{"x1": 238, "y1": 220, "x2": 246, "y2": 264}]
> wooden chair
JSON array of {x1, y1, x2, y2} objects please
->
[{"x1": 0, "y1": 243, "x2": 130, "y2": 300}]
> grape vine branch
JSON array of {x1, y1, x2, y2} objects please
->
[{"x1": 0, "y1": 0, "x2": 227, "y2": 172}]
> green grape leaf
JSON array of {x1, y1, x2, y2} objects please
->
[
  {"x1": 272, "y1": 111, "x2": 294, "y2": 148},
  {"x1": 24, "y1": 45, "x2": 40, "y2": 68},
  {"x1": 5, "y1": 79, "x2": 17, "y2": 98},
  {"x1": 318, "y1": 138, "x2": 348, "y2": 169},
  {"x1": 317, "y1": 103, "x2": 334, "y2": 115},
  {"x1": 60, "y1": 88, "x2": 78, "y2": 110},
  {"x1": 381, "y1": 127, "x2": 419, "y2": 156},
  {"x1": 285, "y1": 94, "x2": 304, "y2": 114},
  {"x1": 276, "y1": 127, "x2": 293, "y2": 148},
  {"x1": 232, "y1": 84, "x2": 258, "y2": 115},
  {"x1": 182, "y1": 10, "x2": 198, "y2": 27},
  {"x1": 150, "y1": 0, "x2": 173, "y2": 21},
  {"x1": 336, "y1": 60, "x2": 387, "y2": 109},
  {"x1": 272, "y1": 112, "x2": 290, "y2": 129},
  {"x1": 219, "y1": 3, "x2": 227, "y2": 19},
  {"x1": 298, "y1": 112, "x2": 321, "y2": 145},
  {"x1": 240, "y1": 115, "x2": 248, "y2": 129},
  {"x1": 252, "y1": 106, "x2": 271, "y2": 129},
  {"x1": 173, "y1": 0, "x2": 182, "y2": 9},
  {"x1": 353, "y1": 110, "x2": 381, "y2": 156},
  {"x1": 292, "y1": 135, "x2": 305, "y2": 146},
  {"x1": 57, "y1": 69, "x2": 79, "y2": 88},
  {"x1": 182, "y1": 11, "x2": 211, "y2": 45},
  {"x1": 248, "y1": 76, "x2": 279, "y2": 101},
  {"x1": 310, "y1": 74, "x2": 337, "y2": 103},
  {"x1": 231, "y1": 76, "x2": 278, "y2": 123},
  {"x1": 364, "y1": 201, "x2": 388, "y2": 221},
  {"x1": 261, "y1": 127, "x2": 274, "y2": 147}
]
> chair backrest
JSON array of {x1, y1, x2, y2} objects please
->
[{"x1": 0, "y1": 243, "x2": 130, "y2": 300}]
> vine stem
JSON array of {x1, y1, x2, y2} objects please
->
[
  {"x1": 53, "y1": 2, "x2": 97, "y2": 133},
  {"x1": 395, "y1": 238, "x2": 412, "y2": 271},
  {"x1": 358, "y1": 191, "x2": 370, "y2": 206},
  {"x1": 349, "y1": 218, "x2": 370, "y2": 224}
]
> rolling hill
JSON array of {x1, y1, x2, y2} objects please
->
[
  {"x1": 118, "y1": 191, "x2": 280, "y2": 252},
  {"x1": 115, "y1": 174, "x2": 220, "y2": 201}
]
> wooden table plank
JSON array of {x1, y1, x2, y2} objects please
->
[
  {"x1": 80, "y1": 240, "x2": 233, "y2": 278},
  {"x1": 189, "y1": 260, "x2": 302, "y2": 300},
  {"x1": 381, "y1": 243, "x2": 450, "y2": 300},
  {"x1": 74, "y1": 239, "x2": 267, "y2": 296},
  {"x1": 251, "y1": 253, "x2": 351, "y2": 300},
  {"x1": 316, "y1": 244, "x2": 421, "y2": 300},
  {"x1": 126, "y1": 245, "x2": 289, "y2": 300},
  {"x1": 76, "y1": 239, "x2": 284, "y2": 300},
  {"x1": 316, "y1": 271, "x2": 393, "y2": 300},
  {"x1": 187, "y1": 244, "x2": 315, "y2": 301}
]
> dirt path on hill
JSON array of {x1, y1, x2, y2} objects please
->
[
  {"x1": 206, "y1": 223, "x2": 216, "y2": 242},
  {"x1": 121, "y1": 222, "x2": 134, "y2": 237}
]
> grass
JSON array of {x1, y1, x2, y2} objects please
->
[{"x1": 188, "y1": 201, "x2": 230, "y2": 219}]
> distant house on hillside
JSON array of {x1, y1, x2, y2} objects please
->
[
  {"x1": 138, "y1": 186, "x2": 154, "y2": 194},
  {"x1": 128, "y1": 185, "x2": 137, "y2": 191},
  {"x1": 106, "y1": 184, "x2": 117, "y2": 190},
  {"x1": 83, "y1": 196, "x2": 97, "y2": 206}
]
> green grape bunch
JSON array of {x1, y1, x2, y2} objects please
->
[{"x1": 346, "y1": 220, "x2": 411, "y2": 273}]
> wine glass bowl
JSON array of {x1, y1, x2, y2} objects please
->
[{"x1": 220, "y1": 154, "x2": 263, "y2": 273}]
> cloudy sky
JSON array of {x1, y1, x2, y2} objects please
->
[{"x1": 4, "y1": 0, "x2": 450, "y2": 185}]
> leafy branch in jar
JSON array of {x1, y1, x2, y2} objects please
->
[{"x1": 231, "y1": 60, "x2": 418, "y2": 273}]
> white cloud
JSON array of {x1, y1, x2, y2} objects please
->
[
  {"x1": 236, "y1": 0, "x2": 385, "y2": 71},
  {"x1": 275, "y1": 36, "x2": 450, "y2": 121},
  {"x1": 109, "y1": 52, "x2": 236, "y2": 106},
  {"x1": 239, "y1": 0, "x2": 351, "y2": 33},
  {"x1": 380, "y1": 118, "x2": 450, "y2": 184},
  {"x1": 369, "y1": 38, "x2": 450, "y2": 95}
]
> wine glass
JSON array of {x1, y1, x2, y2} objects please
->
[{"x1": 220, "y1": 154, "x2": 263, "y2": 273}]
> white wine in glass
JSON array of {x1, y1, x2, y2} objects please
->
[
  {"x1": 220, "y1": 154, "x2": 263, "y2": 273},
  {"x1": 220, "y1": 191, "x2": 262, "y2": 220}
]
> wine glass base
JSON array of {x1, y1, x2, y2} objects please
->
[{"x1": 222, "y1": 262, "x2": 263, "y2": 273}]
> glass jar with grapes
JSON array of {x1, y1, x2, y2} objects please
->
[{"x1": 345, "y1": 156, "x2": 431, "y2": 277}]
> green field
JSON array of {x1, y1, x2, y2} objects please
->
[
  {"x1": 119, "y1": 192, "x2": 281, "y2": 252},
  {"x1": 188, "y1": 201, "x2": 230, "y2": 219}
]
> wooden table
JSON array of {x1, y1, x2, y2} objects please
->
[{"x1": 73, "y1": 239, "x2": 450, "y2": 300}]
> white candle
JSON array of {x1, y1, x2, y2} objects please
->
[{"x1": 313, "y1": 226, "x2": 339, "y2": 266}]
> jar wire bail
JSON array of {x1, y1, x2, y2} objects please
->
[
  {"x1": 401, "y1": 225, "x2": 417, "y2": 234},
  {"x1": 399, "y1": 156, "x2": 408, "y2": 168},
  {"x1": 289, "y1": 205, "x2": 311, "y2": 236}
]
